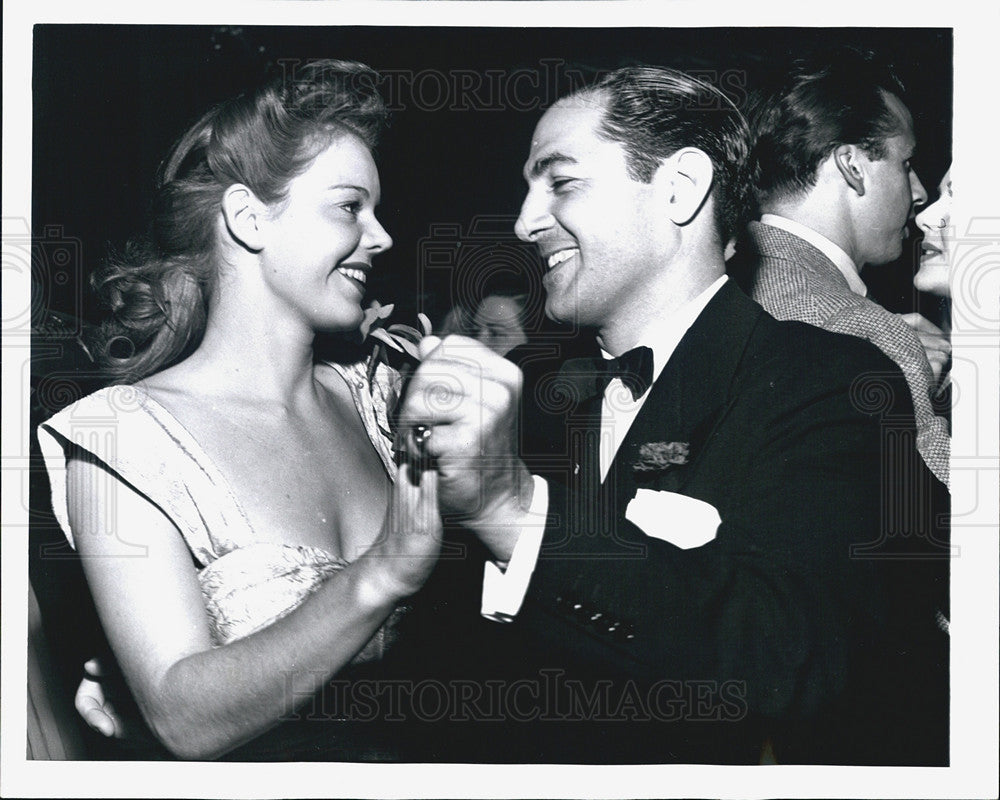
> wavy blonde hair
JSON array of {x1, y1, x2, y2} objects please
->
[{"x1": 92, "y1": 60, "x2": 389, "y2": 382}]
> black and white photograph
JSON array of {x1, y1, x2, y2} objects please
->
[{"x1": 3, "y1": 3, "x2": 997, "y2": 799}]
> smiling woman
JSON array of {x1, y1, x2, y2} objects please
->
[
  {"x1": 35, "y1": 60, "x2": 442, "y2": 761},
  {"x1": 254, "y1": 133, "x2": 392, "y2": 333}
]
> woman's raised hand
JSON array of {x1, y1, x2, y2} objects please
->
[{"x1": 364, "y1": 463, "x2": 443, "y2": 602}]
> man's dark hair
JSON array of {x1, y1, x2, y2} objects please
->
[
  {"x1": 748, "y1": 48, "x2": 908, "y2": 206},
  {"x1": 579, "y1": 66, "x2": 752, "y2": 245}
]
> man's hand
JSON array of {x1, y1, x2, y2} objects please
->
[
  {"x1": 899, "y1": 312, "x2": 951, "y2": 384},
  {"x1": 399, "y1": 335, "x2": 533, "y2": 562}
]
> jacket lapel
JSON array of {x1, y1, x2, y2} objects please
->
[{"x1": 611, "y1": 281, "x2": 763, "y2": 502}]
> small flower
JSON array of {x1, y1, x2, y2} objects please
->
[
  {"x1": 359, "y1": 300, "x2": 395, "y2": 339},
  {"x1": 362, "y1": 300, "x2": 433, "y2": 395},
  {"x1": 632, "y1": 441, "x2": 689, "y2": 473},
  {"x1": 362, "y1": 301, "x2": 433, "y2": 362}
]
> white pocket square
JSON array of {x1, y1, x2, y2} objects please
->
[{"x1": 625, "y1": 489, "x2": 720, "y2": 549}]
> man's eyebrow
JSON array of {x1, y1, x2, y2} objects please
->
[{"x1": 528, "y1": 152, "x2": 577, "y2": 179}]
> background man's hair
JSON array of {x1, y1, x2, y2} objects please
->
[
  {"x1": 748, "y1": 46, "x2": 907, "y2": 207},
  {"x1": 580, "y1": 65, "x2": 752, "y2": 245}
]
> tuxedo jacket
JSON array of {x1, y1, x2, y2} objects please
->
[
  {"x1": 742, "y1": 221, "x2": 950, "y2": 486},
  {"x1": 499, "y1": 280, "x2": 949, "y2": 765}
]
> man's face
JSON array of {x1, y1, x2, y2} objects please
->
[
  {"x1": 852, "y1": 93, "x2": 927, "y2": 267},
  {"x1": 514, "y1": 94, "x2": 673, "y2": 332}
]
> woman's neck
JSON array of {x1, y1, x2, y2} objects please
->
[{"x1": 178, "y1": 278, "x2": 333, "y2": 408}]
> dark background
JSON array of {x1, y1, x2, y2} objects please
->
[{"x1": 32, "y1": 25, "x2": 952, "y2": 331}]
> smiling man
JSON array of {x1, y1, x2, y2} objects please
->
[
  {"x1": 402, "y1": 65, "x2": 948, "y2": 765},
  {"x1": 741, "y1": 49, "x2": 950, "y2": 486}
]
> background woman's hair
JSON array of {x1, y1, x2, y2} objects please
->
[{"x1": 91, "y1": 59, "x2": 389, "y2": 383}]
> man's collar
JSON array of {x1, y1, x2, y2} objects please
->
[
  {"x1": 759, "y1": 214, "x2": 868, "y2": 297},
  {"x1": 600, "y1": 275, "x2": 728, "y2": 383}
]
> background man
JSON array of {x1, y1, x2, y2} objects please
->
[
  {"x1": 739, "y1": 49, "x2": 950, "y2": 485},
  {"x1": 403, "y1": 65, "x2": 948, "y2": 765}
]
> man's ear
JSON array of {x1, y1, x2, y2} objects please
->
[
  {"x1": 221, "y1": 184, "x2": 267, "y2": 252},
  {"x1": 659, "y1": 148, "x2": 715, "y2": 226},
  {"x1": 832, "y1": 144, "x2": 866, "y2": 197}
]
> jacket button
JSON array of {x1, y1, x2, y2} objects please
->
[{"x1": 613, "y1": 623, "x2": 636, "y2": 643}]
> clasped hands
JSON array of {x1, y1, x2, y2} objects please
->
[{"x1": 398, "y1": 335, "x2": 533, "y2": 564}]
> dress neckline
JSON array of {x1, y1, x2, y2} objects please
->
[
  {"x1": 125, "y1": 383, "x2": 377, "y2": 566},
  {"x1": 125, "y1": 385, "x2": 261, "y2": 546}
]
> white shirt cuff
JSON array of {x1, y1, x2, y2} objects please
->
[{"x1": 480, "y1": 475, "x2": 548, "y2": 622}]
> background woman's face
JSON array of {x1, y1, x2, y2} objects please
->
[
  {"x1": 913, "y1": 168, "x2": 952, "y2": 298},
  {"x1": 472, "y1": 293, "x2": 528, "y2": 355}
]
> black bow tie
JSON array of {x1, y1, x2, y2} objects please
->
[
  {"x1": 603, "y1": 345, "x2": 655, "y2": 399},
  {"x1": 558, "y1": 345, "x2": 654, "y2": 403}
]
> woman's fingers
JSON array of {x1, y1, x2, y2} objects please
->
[
  {"x1": 372, "y1": 464, "x2": 442, "y2": 598},
  {"x1": 74, "y1": 676, "x2": 122, "y2": 738},
  {"x1": 396, "y1": 464, "x2": 441, "y2": 538},
  {"x1": 83, "y1": 657, "x2": 106, "y2": 678},
  {"x1": 415, "y1": 466, "x2": 441, "y2": 539}
]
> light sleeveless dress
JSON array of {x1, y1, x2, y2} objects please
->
[{"x1": 37, "y1": 360, "x2": 407, "y2": 660}]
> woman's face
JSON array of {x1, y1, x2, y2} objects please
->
[
  {"x1": 913, "y1": 168, "x2": 952, "y2": 298},
  {"x1": 472, "y1": 294, "x2": 528, "y2": 356},
  {"x1": 261, "y1": 132, "x2": 393, "y2": 332}
]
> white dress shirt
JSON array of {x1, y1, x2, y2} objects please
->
[
  {"x1": 481, "y1": 275, "x2": 729, "y2": 620},
  {"x1": 759, "y1": 214, "x2": 867, "y2": 297}
]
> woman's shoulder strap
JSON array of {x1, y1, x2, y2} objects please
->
[{"x1": 37, "y1": 386, "x2": 252, "y2": 562}]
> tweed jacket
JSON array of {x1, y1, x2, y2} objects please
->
[{"x1": 743, "y1": 221, "x2": 950, "y2": 486}]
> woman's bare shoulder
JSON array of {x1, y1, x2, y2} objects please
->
[
  {"x1": 135, "y1": 360, "x2": 237, "y2": 418},
  {"x1": 137, "y1": 359, "x2": 204, "y2": 396}
]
